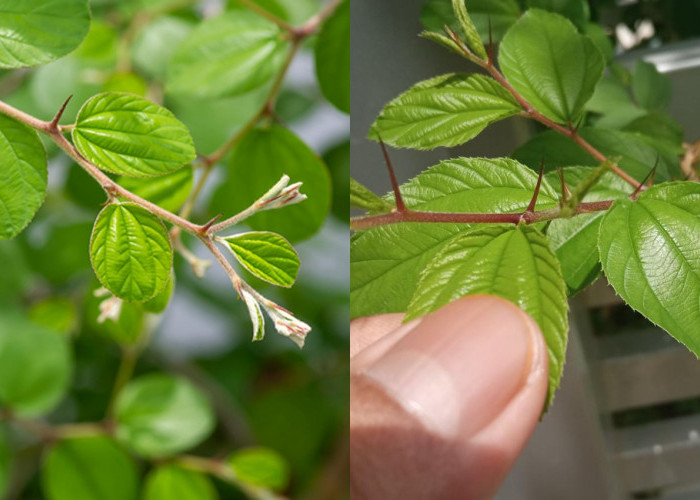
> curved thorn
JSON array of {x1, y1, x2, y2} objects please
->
[{"x1": 377, "y1": 134, "x2": 407, "y2": 213}]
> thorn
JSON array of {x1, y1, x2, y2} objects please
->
[
  {"x1": 487, "y1": 16, "x2": 494, "y2": 65},
  {"x1": 49, "y1": 95, "x2": 73, "y2": 129},
  {"x1": 377, "y1": 135, "x2": 407, "y2": 213},
  {"x1": 631, "y1": 165, "x2": 657, "y2": 199},
  {"x1": 201, "y1": 214, "x2": 223, "y2": 233},
  {"x1": 526, "y1": 158, "x2": 545, "y2": 214},
  {"x1": 558, "y1": 167, "x2": 571, "y2": 205}
]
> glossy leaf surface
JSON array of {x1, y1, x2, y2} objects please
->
[
  {"x1": 223, "y1": 232, "x2": 299, "y2": 288},
  {"x1": 73, "y1": 93, "x2": 196, "y2": 177},
  {"x1": 499, "y1": 9, "x2": 604, "y2": 123},
  {"x1": 0, "y1": 115, "x2": 47, "y2": 239},
  {"x1": 90, "y1": 203, "x2": 172, "y2": 302},
  {"x1": 369, "y1": 73, "x2": 520, "y2": 149}
]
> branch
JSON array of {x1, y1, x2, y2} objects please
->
[
  {"x1": 444, "y1": 29, "x2": 643, "y2": 190},
  {"x1": 350, "y1": 200, "x2": 615, "y2": 231}
]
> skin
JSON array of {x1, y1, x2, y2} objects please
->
[{"x1": 350, "y1": 295, "x2": 549, "y2": 500}]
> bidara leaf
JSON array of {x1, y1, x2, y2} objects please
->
[
  {"x1": 315, "y1": 0, "x2": 349, "y2": 113},
  {"x1": 90, "y1": 203, "x2": 172, "y2": 302},
  {"x1": 118, "y1": 166, "x2": 193, "y2": 213},
  {"x1": 350, "y1": 157, "x2": 557, "y2": 318},
  {"x1": 498, "y1": 9, "x2": 604, "y2": 124},
  {"x1": 545, "y1": 167, "x2": 631, "y2": 295},
  {"x1": 166, "y1": 10, "x2": 288, "y2": 98},
  {"x1": 0, "y1": 114, "x2": 47, "y2": 239},
  {"x1": 42, "y1": 436, "x2": 139, "y2": 500},
  {"x1": 144, "y1": 465, "x2": 217, "y2": 500},
  {"x1": 73, "y1": 93, "x2": 195, "y2": 177},
  {"x1": 222, "y1": 231, "x2": 300, "y2": 288},
  {"x1": 369, "y1": 74, "x2": 521, "y2": 149},
  {"x1": 406, "y1": 225, "x2": 568, "y2": 405},
  {"x1": 598, "y1": 182, "x2": 700, "y2": 355},
  {"x1": 350, "y1": 177, "x2": 392, "y2": 212},
  {"x1": 0, "y1": 0, "x2": 90, "y2": 69}
]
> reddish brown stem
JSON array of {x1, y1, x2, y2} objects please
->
[{"x1": 378, "y1": 137, "x2": 406, "y2": 212}]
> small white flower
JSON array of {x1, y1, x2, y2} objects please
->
[
  {"x1": 258, "y1": 175, "x2": 291, "y2": 204},
  {"x1": 97, "y1": 295, "x2": 123, "y2": 324},
  {"x1": 240, "y1": 288, "x2": 265, "y2": 341},
  {"x1": 261, "y1": 301, "x2": 311, "y2": 348}
]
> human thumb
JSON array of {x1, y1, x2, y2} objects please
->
[{"x1": 350, "y1": 295, "x2": 549, "y2": 500}]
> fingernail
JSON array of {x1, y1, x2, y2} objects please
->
[{"x1": 364, "y1": 295, "x2": 540, "y2": 439}]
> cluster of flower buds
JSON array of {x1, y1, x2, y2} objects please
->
[{"x1": 256, "y1": 175, "x2": 307, "y2": 212}]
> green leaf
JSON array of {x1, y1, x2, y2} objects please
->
[
  {"x1": 324, "y1": 141, "x2": 350, "y2": 222},
  {"x1": 632, "y1": 60, "x2": 672, "y2": 112},
  {"x1": 118, "y1": 166, "x2": 193, "y2": 213},
  {"x1": 498, "y1": 9, "x2": 604, "y2": 124},
  {"x1": 420, "y1": 0, "x2": 520, "y2": 43},
  {"x1": 73, "y1": 93, "x2": 196, "y2": 177},
  {"x1": 223, "y1": 232, "x2": 299, "y2": 288},
  {"x1": 512, "y1": 128, "x2": 676, "y2": 182},
  {"x1": 351, "y1": 157, "x2": 557, "y2": 317},
  {"x1": 228, "y1": 447, "x2": 290, "y2": 493},
  {"x1": 451, "y1": 0, "x2": 487, "y2": 59},
  {"x1": 598, "y1": 182, "x2": 700, "y2": 355},
  {"x1": 406, "y1": 225, "x2": 568, "y2": 405},
  {"x1": 350, "y1": 177, "x2": 392, "y2": 212},
  {"x1": 544, "y1": 167, "x2": 631, "y2": 294},
  {"x1": 42, "y1": 436, "x2": 139, "y2": 500},
  {"x1": 228, "y1": 0, "x2": 321, "y2": 24},
  {"x1": 26, "y1": 221, "x2": 93, "y2": 285},
  {"x1": 369, "y1": 73, "x2": 521, "y2": 149},
  {"x1": 142, "y1": 274, "x2": 174, "y2": 314},
  {"x1": 115, "y1": 374, "x2": 215, "y2": 458},
  {"x1": 525, "y1": 0, "x2": 589, "y2": 30},
  {"x1": 144, "y1": 465, "x2": 217, "y2": 500},
  {"x1": 0, "y1": 0, "x2": 90, "y2": 68},
  {"x1": 90, "y1": 203, "x2": 173, "y2": 302},
  {"x1": 166, "y1": 10, "x2": 289, "y2": 98},
  {"x1": 584, "y1": 22, "x2": 613, "y2": 62},
  {"x1": 586, "y1": 76, "x2": 644, "y2": 129},
  {"x1": 131, "y1": 17, "x2": 193, "y2": 81},
  {"x1": 0, "y1": 308, "x2": 72, "y2": 417},
  {"x1": 211, "y1": 125, "x2": 330, "y2": 243},
  {"x1": 75, "y1": 21, "x2": 118, "y2": 68},
  {"x1": 0, "y1": 114, "x2": 47, "y2": 239},
  {"x1": 102, "y1": 72, "x2": 148, "y2": 96},
  {"x1": 315, "y1": 0, "x2": 349, "y2": 113},
  {"x1": 0, "y1": 426, "x2": 9, "y2": 498}
]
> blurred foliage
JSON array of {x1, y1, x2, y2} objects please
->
[{"x1": 0, "y1": 0, "x2": 348, "y2": 499}]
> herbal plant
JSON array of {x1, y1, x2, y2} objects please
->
[
  {"x1": 0, "y1": 0, "x2": 348, "y2": 499},
  {"x1": 350, "y1": 0, "x2": 700, "y2": 407}
]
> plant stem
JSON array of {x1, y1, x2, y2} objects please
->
[
  {"x1": 350, "y1": 200, "x2": 614, "y2": 231},
  {"x1": 446, "y1": 32, "x2": 643, "y2": 190},
  {"x1": 234, "y1": 0, "x2": 295, "y2": 32},
  {"x1": 105, "y1": 346, "x2": 139, "y2": 418}
]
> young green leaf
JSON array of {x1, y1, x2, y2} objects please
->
[
  {"x1": 451, "y1": 0, "x2": 487, "y2": 59},
  {"x1": 351, "y1": 157, "x2": 558, "y2": 317},
  {"x1": 350, "y1": 177, "x2": 392, "y2": 212},
  {"x1": 166, "y1": 10, "x2": 289, "y2": 98},
  {"x1": 90, "y1": 203, "x2": 173, "y2": 303},
  {"x1": 0, "y1": 114, "x2": 47, "y2": 239},
  {"x1": 632, "y1": 60, "x2": 672, "y2": 112},
  {"x1": 369, "y1": 74, "x2": 521, "y2": 149},
  {"x1": 73, "y1": 93, "x2": 196, "y2": 177},
  {"x1": 0, "y1": 0, "x2": 90, "y2": 69},
  {"x1": 115, "y1": 374, "x2": 215, "y2": 458},
  {"x1": 0, "y1": 309, "x2": 72, "y2": 417},
  {"x1": 499, "y1": 9, "x2": 604, "y2": 124},
  {"x1": 118, "y1": 166, "x2": 193, "y2": 213},
  {"x1": 42, "y1": 436, "x2": 139, "y2": 500},
  {"x1": 420, "y1": 0, "x2": 520, "y2": 43},
  {"x1": 212, "y1": 125, "x2": 330, "y2": 243},
  {"x1": 315, "y1": 0, "x2": 349, "y2": 113},
  {"x1": 222, "y1": 231, "x2": 300, "y2": 288},
  {"x1": 598, "y1": 182, "x2": 700, "y2": 355},
  {"x1": 228, "y1": 447, "x2": 290, "y2": 493},
  {"x1": 544, "y1": 168, "x2": 631, "y2": 294},
  {"x1": 406, "y1": 225, "x2": 568, "y2": 405},
  {"x1": 144, "y1": 465, "x2": 217, "y2": 500}
]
